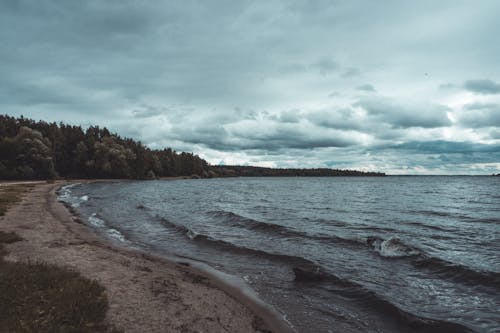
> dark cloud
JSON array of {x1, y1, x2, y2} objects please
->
[
  {"x1": 309, "y1": 58, "x2": 339, "y2": 76},
  {"x1": 307, "y1": 108, "x2": 362, "y2": 130},
  {"x1": 341, "y1": 67, "x2": 361, "y2": 78},
  {"x1": 439, "y1": 83, "x2": 457, "y2": 90},
  {"x1": 456, "y1": 103, "x2": 500, "y2": 127},
  {"x1": 132, "y1": 105, "x2": 169, "y2": 118},
  {"x1": 273, "y1": 110, "x2": 302, "y2": 123},
  {"x1": 176, "y1": 124, "x2": 357, "y2": 151},
  {"x1": 464, "y1": 79, "x2": 500, "y2": 94},
  {"x1": 355, "y1": 97, "x2": 451, "y2": 128},
  {"x1": 389, "y1": 141, "x2": 500, "y2": 154},
  {"x1": 356, "y1": 84, "x2": 376, "y2": 92},
  {"x1": 223, "y1": 121, "x2": 359, "y2": 151},
  {"x1": 0, "y1": 1, "x2": 499, "y2": 173}
]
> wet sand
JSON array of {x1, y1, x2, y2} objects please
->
[{"x1": 0, "y1": 181, "x2": 293, "y2": 333}]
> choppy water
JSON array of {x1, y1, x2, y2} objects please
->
[{"x1": 59, "y1": 177, "x2": 500, "y2": 333}]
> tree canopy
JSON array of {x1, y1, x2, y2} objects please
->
[{"x1": 0, "y1": 115, "x2": 208, "y2": 180}]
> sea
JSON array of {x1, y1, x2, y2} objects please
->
[{"x1": 58, "y1": 176, "x2": 500, "y2": 333}]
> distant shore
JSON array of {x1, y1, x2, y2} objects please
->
[{"x1": 0, "y1": 181, "x2": 293, "y2": 333}]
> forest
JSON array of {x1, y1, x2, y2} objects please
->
[
  {"x1": 0, "y1": 115, "x2": 385, "y2": 180},
  {"x1": 0, "y1": 115, "x2": 208, "y2": 180}
]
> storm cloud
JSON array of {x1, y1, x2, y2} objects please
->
[
  {"x1": 464, "y1": 79, "x2": 500, "y2": 94},
  {"x1": 354, "y1": 97, "x2": 451, "y2": 128},
  {"x1": 1, "y1": 0, "x2": 500, "y2": 174}
]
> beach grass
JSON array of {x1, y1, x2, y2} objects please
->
[
  {"x1": 0, "y1": 185, "x2": 121, "y2": 333},
  {"x1": 0, "y1": 184, "x2": 35, "y2": 216},
  {"x1": 0, "y1": 259, "x2": 118, "y2": 333},
  {"x1": 0, "y1": 230, "x2": 23, "y2": 243}
]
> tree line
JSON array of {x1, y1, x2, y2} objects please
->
[
  {"x1": 0, "y1": 114, "x2": 385, "y2": 180},
  {"x1": 212, "y1": 165, "x2": 385, "y2": 177},
  {"x1": 0, "y1": 115, "x2": 208, "y2": 180}
]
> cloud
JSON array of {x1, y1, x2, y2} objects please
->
[
  {"x1": 389, "y1": 140, "x2": 500, "y2": 154},
  {"x1": 222, "y1": 119, "x2": 363, "y2": 151},
  {"x1": 439, "y1": 83, "x2": 457, "y2": 90},
  {"x1": 354, "y1": 97, "x2": 451, "y2": 128},
  {"x1": 272, "y1": 109, "x2": 302, "y2": 123},
  {"x1": 464, "y1": 79, "x2": 500, "y2": 94},
  {"x1": 341, "y1": 67, "x2": 361, "y2": 78},
  {"x1": 455, "y1": 103, "x2": 500, "y2": 127},
  {"x1": 307, "y1": 108, "x2": 363, "y2": 130},
  {"x1": 309, "y1": 58, "x2": 339, "y2": 76},
  {"x1": 132, "y1": 105, "x2": 169, "y2": 118},
  {"x1": 0, "y1": 1, "x2": 500, "y2": 174},
  {"x1": 489, "y1": 129, "x2": 500, "y2": 139},
  {"x1": 356, "y1": 84, "x2": 376, "y2": 92}
]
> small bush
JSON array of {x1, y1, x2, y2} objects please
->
[
  {"x1": 0, "y1": 231, "x2": 23, "y2": 244},
  {"x1": 0, "y1": 261, "x2": 113, "y2": 333}
]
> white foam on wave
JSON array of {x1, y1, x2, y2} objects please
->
[
  {"x1": 107, "y1": 228, "x2": 126, "y2": 242},
  {"x1": 186, "y1": 229, "x2": 199, "y2": 240},
  {"x1": 86, "y1": 214, "x2": 126, "y2": 243},
  {"x1": 57, "y1": 184, "x2": 88, "y2": 208},
  {"x1": 57, "y1": 184, "x2": 78, "y2": 202},
  {"x1": 88, "y1": 213, "x2": 105, "y2": 227},
  {"x1": 377, "y1": 237, "x2": 420, "y2": 258}
]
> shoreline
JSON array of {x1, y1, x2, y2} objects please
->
[{"x1": 0, "y1": 181, "x2": 294, "y2": 333}]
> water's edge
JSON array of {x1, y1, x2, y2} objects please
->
[{"x1": 55, "y1": 181, "x2": 296, "y2": 333}]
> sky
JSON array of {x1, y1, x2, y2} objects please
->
[{"x1": 1, "y1": 0, "x2": 500, "y2": 175}]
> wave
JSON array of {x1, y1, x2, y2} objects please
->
[
  {"x1": 156, "y1": 215, "x2": 315, "y2": 266},
  {"x1": 472, "y1": 217, "x2": 500, "y2": 224},
  {"x1": 87, "y1": 213, "x2": 126, "y2": 243},
  {"x1": 158, "y1": 213, "x2": 500, "y2": 292},
  {"x1": 413, "y1": 210, "x2": 481, "y2": 224},
  {"x1": 367, "y1": 236, "x2": 420, "y2": 258},
  {"x1": 403, "y1": 221, "x2": 455, "y2": 232},
  {"x1": 417, "y1": 209, "x2": 453, "y2": 218},
  {"x1": 411, "y1": 255, "x2": 500, "y2": 291},
  {"x1": 157, "y1": 216, "x2": 192, "y2": 234},
  {"x1": 208, "y1": 210, "x2": 363, "y2": 247},
  {"x1": 106, "y1": 228, "x2": 126, "y2": 242},
  {"x1": 303, "y1": 217, "x2": 349, "y2": 227},
  {"x1": 367, "y1": 236, "x2": 500, "y2": 290},
  {"x1": 88, "y1": 213, "x2": 106, "y2": 227},
  {"x1": 136, "y1": 203, "x2": 148, "y2": 210},
  {"x1": 57, "y1": 183, "x2": 84, "y2": 207},
  {"x1": 155, "y1": 215, "x2": 477, "y2": 332},
  {"x1": 293, "y1": 264, "x2": 474, "y2": 333},
  {"x1": 208, "y1": 210, "x2": 293, "y2": 234}
]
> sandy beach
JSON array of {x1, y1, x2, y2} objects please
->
[{"x1": 0, "y1": 181, "x2": 293, "y2": 333}]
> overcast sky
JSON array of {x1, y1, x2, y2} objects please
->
[{"x1": 1, "y1": 0, "x2": 500, "y2": 174}]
